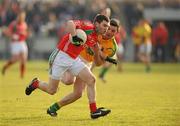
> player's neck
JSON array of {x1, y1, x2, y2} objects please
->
[
  {"x1": 102, "y1": 35, "x2": 111, "y2": 40},
  {"x1": 17, "y1": 20, "x2": 24, "y2": 24}
]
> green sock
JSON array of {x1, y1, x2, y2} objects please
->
[
  {"x1": 145, "y1": 65, "x2": 151, "y2": 72},
  {"x1": 49, "y1": 103, "x2": 60, "y2": 112},
  {"x1": 99, "y1": 67, "x2": 109, "y2": 78}
]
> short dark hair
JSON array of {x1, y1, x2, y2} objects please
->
[
  {"x1": 93, "y1": 14, "x2": 109, "y2": 24},
  {"x1": 110, "y1": 18, "x2": 120, "y2": 29}
]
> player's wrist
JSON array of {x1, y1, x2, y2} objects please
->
[
  {"x1": 72, "y1": 35, "x2": 78, "y2": 40},
  {"x1": 72, "y1": 35, "x2": 83, "y2": 44},
  {"x1": 12, "y1": 34, "x2": 19, "y2": 40},
  {"x1": 105, "y1": 57, "x2": 117, "y2": 65}
]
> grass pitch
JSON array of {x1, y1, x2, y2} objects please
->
[{"x1": 0, "y1": 61, "x2": 180, "y2": 126}]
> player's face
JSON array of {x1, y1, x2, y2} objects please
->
[
  {"x1": 96, "y1": 20, "x2": 109, "y2": 34},
  {"x1": 18, "y1": 12, "x2": 26, "y2": 23},
  {"x1": 105, "y1": 25, "x2": 118, "y2": 39}
]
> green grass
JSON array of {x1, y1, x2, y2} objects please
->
[{"x1": 0, "y1": 61, "x2": 180, "y2": 126}]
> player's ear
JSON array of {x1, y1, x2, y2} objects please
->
[
  {"x1": 94, "y1": 22, "x2": 99, "y2": 28},
  {"x1": 117, "y1": 27, "x2": 120, "y2": 33}
]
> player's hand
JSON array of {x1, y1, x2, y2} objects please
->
[
  {"x1": 87, "y1": 47, "x2": 94, "y2": 55},
  {"x1": 105, "y1": 57, "x2": 117, "y2": 65},
  {"x1": 72, "y1": 35, "x2": 83, "y2": 46},
  {"x1": 12, "y1": 34, "x2": 19, "y2": 40}
]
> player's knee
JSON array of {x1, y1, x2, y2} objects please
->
[
  {"x1": 20, "y1": 60, "x2": 26, "y2": 64},
  {"x1": 10, "y1": 58, "x2": 17, "y2": 63},
  {"x1": 48, "y1": 89, "x2": 57, "y2": 95},
  {"x1": 88, "y1": 76, "x2": 96, "y2": 86},
  {"x1": 62, "y1": 79, "x2": 74, "y2": 85}
]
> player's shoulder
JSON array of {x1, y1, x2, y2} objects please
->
[
  {"x1": 86, "y1": 34, "x2": 98, "y2": 47},
  {"x1": 111, "y1": 37, "x2": 117, "y2": 43},
  {"x1": 107, "y1": 37, "x2": 117, "y2": 47},
  {"x1": 98, "y1": 35, "x2": 116, "y2": 43},
  {"x1": 106, "y1": 37, "x2": 117, "y2": 49}
]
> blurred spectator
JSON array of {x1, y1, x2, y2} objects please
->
[
  {"x1": 0, "y1": 1, "x2": 19, "y2": 26},
  {"x1": 152, "y1": 22, "x2": 169, "y2": 62},
  {"x1": 100, "y1": 7, "x2": 111, "y2": 18},
  {"x1": 132, "y1": 21, "x2": 142, "y2": 62},
  {"x1": 57, "y1": 13, "x2": 72, "y2": 40},
  {"x1": 132, "y1": 19, "x2": 152, "y2": 72}
]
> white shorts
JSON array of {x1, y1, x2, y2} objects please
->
[
  {"x1": 139, "y1": 42, "x2": 152, "y2": 55},
  {"x1": 79, "y1": 56, "x2": 92, "y2": 69},
  {"x1": 11, "y1": 41, "x2": 28, "y2": 55},
  {"x1": 116, "y1": 43, "x2": 124, "y2": 55},
  {"x1": 49, "y1": 50, "x2": 86, "y2": 80}
]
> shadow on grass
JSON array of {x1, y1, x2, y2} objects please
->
[
  {"x1": 1, "y1": 116, "x2": 91, "y2": 122},
  {"x1": 1, "y1": 116, "x2": 48, "y2": 121}
]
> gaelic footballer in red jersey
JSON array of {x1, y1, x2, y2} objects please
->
[
  {"x1": 2, "y1": 11, "x2": 28, "y2": 78},
  {"x1": 25, "y1": 14, "x2": 111, "y2": 119}
]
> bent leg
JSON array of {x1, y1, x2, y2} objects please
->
[
  {"x1": 57, "y1": 77, "x2": 86, "y2": 107},
  {"x1": 2, "y1": 54, "x2": 19, "y2": 75},
  {"x1": 19, "y1": 51, "x2": 28, "y2": 78},
  {"x1": 77, "y1": 67, "x2": 96, "y2": 104},
  {"x1": 47, "y1": 77, "x2": 86, "y2": 117},
  {"x1": 99, "y1": 62, "x2": 112, "y2": 83},
  {"x1": 38, "y1": 77, "x2": 60, "y2": 95},
  {"x1": 26, "y1": 77, "x2": 60, "y2": 95}
]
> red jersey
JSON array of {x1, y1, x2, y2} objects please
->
[
  {"x1": 9, "y1": 21, "x2": 28, "y2": 42},
  {"x1": 57, "y1": 20, "x2": 98, "y2": 59},
  {"x1": 115, "y1": 27, "x2": 126, "y2": 45},
  {"x1": 115, "y1": 33, "x2": 121, "y2": 45}
]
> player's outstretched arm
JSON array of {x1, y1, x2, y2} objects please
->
[
  {"x1": 93, "y1": 44, "x2": 105, "y2": 66},
  {"x1": 67, "y1": 20, "x2": 76, "y2": 36},
  {"x1": 66, "y1": 20, "x2": 83, "y2": 46},
  {"x1": 105, "y1": 57, "x2": 117, "y2": 65},
  {"x1": 93, "y1": 43, "x2": 117, "y2": 65}
]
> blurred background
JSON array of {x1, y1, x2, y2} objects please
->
[{"x1": 0, "y1": 0, "x2": 180, "y2": 62}]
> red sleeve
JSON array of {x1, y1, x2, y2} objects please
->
[
  {"x1": 73, "y1": 20, "x2": 94, "y2": 30},
  {"x1": 115, "y1": 33, "x2": 121, "y2": 44},
  {"x1": 119, "y1": 27, "x2": 126, "y2": 40},
  {"x1": 85, "y1": 32, "x2": 98, "y2": 47},
  {"x1": 163, "y1": 28, "x2": 168, "y2": 43}
]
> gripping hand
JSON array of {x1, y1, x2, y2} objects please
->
[{"x1": 105, "y1": 57, "x2": 117, "y2": 65}]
